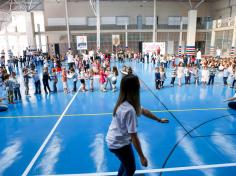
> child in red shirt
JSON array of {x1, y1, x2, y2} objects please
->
[{"x1": 99, "y1": 68, "x2": 107, "y2": 92}]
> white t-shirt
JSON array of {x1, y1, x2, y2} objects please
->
[
  {"x1": 196, "y1": 51, "x2": 201, "y2": 60},
  {"x1": 89, "y1": 50, "x2": 94, "y2": 57},
  {"x1": 106, "y1": 101, "x2": 137, "y2": 149},
  {"x1": 216, "y1": 49, "x2": 221, "y2": 57},
  {"x1": 233, "y1": 93, "x2": 236, "y2": 98},
  {"x1": 67, "y1": 53, "x2": 74, "y2": 63}
]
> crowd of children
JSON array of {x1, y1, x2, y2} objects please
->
[
  {"x1": 154, "y1": 56, "x2": 236, "y2": 90},
  {"x1": 1, "y1": 47, "x2": 236, "y2": 105},
  {"x1": 0, "y1": 49, "x2": 122, "y2": 104}
]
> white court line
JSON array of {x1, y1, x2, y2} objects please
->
[
  {"x1": 22, "y1": 90, "x2": 80, "y2": 176},
  {"x1": 38, "y1": 162, "x2": 236, "y2": 176}
]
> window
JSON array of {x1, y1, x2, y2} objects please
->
[
  {"x1": 145, "y1": 17, "x2": 153, "y2": 25},
  {"x1": 182, "y1": 17, "x2": 188, "y2": 24},
  {"x1": 168, "y1": 16, "x2": 181, "y2": 25},
  {"x1": 116, "y1": 16, "x2": 129, "y2": 25},
  {"x1": 88, "y1": 17, "x2": 96, "y2": 26},
  {"x1": 34, "y1": 11, "x2": 45, "y2": 32},
  {"x1": 137, "y1": 15, "x2": 142, "y2": 29},
  {"x1": 69, "y1": 17, "x2": 87, "y2": 25},
  {"x1": 48, "y1": 18, "x2": 66, "y2": 26},
  {"x1": 101, "y1": 17, "x2": 116, "y2": 25},
  {"x1": 145, "y1": 16, "x2": 158, "y2": 26}
]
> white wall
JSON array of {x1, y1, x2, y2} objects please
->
[
  {"x1": 44, "y1": 0, "x2": 212, "y2": 26},
  {"x1": 211, "y1": 0, "x2": 236, "y2": 19}
]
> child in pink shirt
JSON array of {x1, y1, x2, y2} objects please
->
[{"x1": 99, "y1": 68, "x2": 107, "y2": 92}]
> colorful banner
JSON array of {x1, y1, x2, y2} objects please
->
[
  {"x1": 112, "y1": 35, "x2": 120, "y2": 46},
  {"x1": 230, "y1": 47, "x2": 235, "y2": 57},
  {"x1": 186, "y1": 46, "x2": 195, "y2": 56},
  {"x1": 77, "y1": 36, "x2": 87, "y2": 50},
  {"x1": 178, "y1": 46, "x2": 182, "y2": 56},
  {"x1": 210, "y1": 46, "x2": 215, "y2": 56},
  {"x1": 142, "y1": 42, "x2": 166, "y2": 55}
]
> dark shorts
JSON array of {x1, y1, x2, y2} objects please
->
[
  {"x1": 228, "y1": 102, "x2": 236, "y2": 110},
  {"x1": 80, "y1": 79, "x2": 85, "y2": 84},
  {"x1": 0, "y1": 104, "x2": 8, "y2": 112}
]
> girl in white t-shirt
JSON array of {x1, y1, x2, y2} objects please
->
[
  {"x1": 67, "y1": 51, "x2": 75, "y2": 69},
  {"x1": 88, "y1": 68, "x2": 94, "y2": 92},
  {"x1": 201, "y1": 66, "x2": 209, "y2": 85},
  {"x1": 177, "y1": 62, "x2": 184, "y2": 86},
  {"x1": 106, "y1": 74, "x2": 168, "y2": 176}
]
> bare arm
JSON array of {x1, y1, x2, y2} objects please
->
[
  {"x1": 224, "y1": 97, "x2": 236, "y2": 102},
  {"x1": 141, "y1": 108, "x2": 169, "y2": 123},
  {"x1": 0, "y1": 98, "x2": 5, "y2": 102},
  {"x1": 130, "y1": 133, "x2": 148, "y2": 167}
]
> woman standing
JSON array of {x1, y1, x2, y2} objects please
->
[{"x1": 106, "y1": 74, "x2": 169, "y2": 176}]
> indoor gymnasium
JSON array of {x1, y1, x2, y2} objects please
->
[{"x1": 0, "y1": 0, "x2": 236, "y2": 175}]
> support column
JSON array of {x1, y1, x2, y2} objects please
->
[
  {"x1": 210, "y1": 20, "x2": 216, "y2": 56},
  {"x1": 186, "y1": 10, "x2": 197, "y2": 56},
  {"x1": 16, "y1": 35, "x2": 20, "y2": 57},
  {"x1": 125, "y1": 24, "x2": 128, "y2": 47},
  {"x1": 230, "y1": 17, "x2": 236, "y2": 57},
  {"x1": 25, "y1": 12, "x2": 36, "y2": 49},
  {"x1": 153, "y1": 0, "x2": 157, "y2": 42},
  {"x1": 37, "y1": 24, "x2": 42, "y2": 51},
  {"x1": 65, "y1": 0, "x2": 71, "y2": 48},
  {"x1": 96, "y1": 0, "x2": 100, "y2": 50},
  {"x1": 5, "y1": 24, "x2": 10, "y2": 62},
  {"x1": 178, "y1": 17, "x2": 183, "y2": 56},
  {"x1": 222, "y1": 30, "x2": 225, "y2": 52}
]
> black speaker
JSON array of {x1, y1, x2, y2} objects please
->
[
  {"x1": 54, "y1": 43, "x2": 60, "y2": 57},
  {"x1": 138, "y1": 41, "x2": 142, "y2": 53}
]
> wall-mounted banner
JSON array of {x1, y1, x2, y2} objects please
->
[
  {"x1": 77, "y1": 36, "x2": 87, "y2": 50},
  {"x1": 112, "y1": 35, "x2": 120, "y2": 46},
  {"x1": 216, "y1": 17, "x2": 234, "y2": 28},
  {"x1": 142, "y1": 42, "x2": 166, "y2": 55}
]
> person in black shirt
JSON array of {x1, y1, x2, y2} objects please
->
[
  {"x1": 42, "y1": 67, "x2": 52, "y2": 94},
  {"x1": 155, "y1": 67, "x2": 161, "y2": 89},
  {"x1": 19, "y1": 56, "x2": 23, "y2": 68}
]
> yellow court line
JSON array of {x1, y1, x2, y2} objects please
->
[
  {"x1": 0, "y1": 107, "x2": 230, "y2": 119},
  {"x1": 65, "y1": 113, "x2": 112, "y2": 117}
]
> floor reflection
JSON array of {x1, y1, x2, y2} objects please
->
[
  {"x1": 0, "y1": 139, "x2": 22, "y2": 175},
  {"x1": 90, "y1": 133, "x2": 107, "y2": 172}
]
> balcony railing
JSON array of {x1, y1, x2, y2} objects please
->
[{"x1": 45, "y1": 23, "x2": 211, "y2": 32}]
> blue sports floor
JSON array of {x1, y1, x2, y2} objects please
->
[{"x1": 1, "y1": 61, "x2": 236, "y2": 176}]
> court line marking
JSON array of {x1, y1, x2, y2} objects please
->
[
  {"x1": 0, "y1": 107, "x2": 230, "y2": 119},
  {"x1": 138, "y1": 76, "x2": 192, "y2": 136},
  {"x1": 21, "y1": 90, "x2": 80, "y2": 176},
  {"x1": 36, "y1": 162, "x2": 236, "y2": 176}
]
